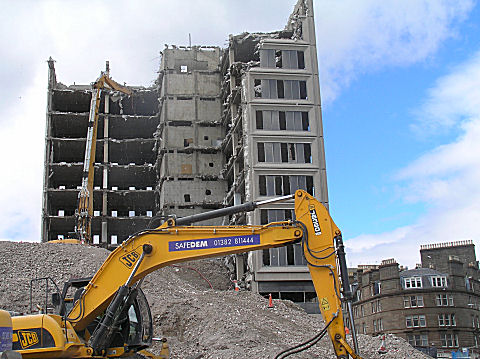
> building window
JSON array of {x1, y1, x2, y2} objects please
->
[
  {"x1": 361, "y1": 305, "x2": 365, "y2": 317},
  {"x1": 260, "y1": 209, "x2": 294, "y2": 225},
  {"x1": 405, "y1": 315, "x2": 426, "y2": 328},
  {"x1": 371, "y1": 299, "x2": 382, "y2": 313},
  {"x1": 431, "y1": 276, "x2": 447, "y2": 287},
  {"x1": 260, "y1": 49, "x2": 276, "y2": 68},
  {"x1": 362, "y1": 322, "x2": 366, "y2": 334},
  {"x1": 373, "y1": 318, "x2": 384, "y2": 333},
  {"x1": 466, "y1": 277, "x2": 475, "y2": 292},
  {"x1": 372, "y1": 318, "x2": 383, "y2": 332},
  {"x1": 438, "y1": 314, "x2": 456, "y2": 327},
  {"x1": 436, "y1": 294, "x2": 454, "y2": 306},
  {"x1": 404, "y1": 277, "x2": 422, "y2": 289},
  {"x1": 440, "y1": 333, "x2": 458, "y2": 348},
  {"x1": 282, "y1": 50, "x2": 305, "y2": 69},
  {"x1": 259, "y1": 49, "x2": 305, "y2": 69},
  {"x1": 404, "y1": 295, "x2": 424, "y2": 308},
  {"x1": 260, "y1": 209, "x2": 304, "y2": 266},
  {"x1": 370, "y1": 281, "x2": 381, "y2": 296},
  {"x1": 254, "y1": 79, "x2": 263, "y2": 98},
  {"x1": 258, "y1": 175, "x2": 314, "y2": 197},
  {"x1": 468, "y1": 295, "x2": 477, "y2": 309},
  {"x1": 297, "y1": 51, "x2": 305, "y2": 69},
  {"x1": 254, "y1": 79, "x2": 307, "y2": 100},
  {"x1": 256, "y1": 110, "x2": 310, "y2": 131},
  {"x1": 299, "y1": 81, "x2": 307, "y2": 99},
  {"x1": 257, "y1": 142, "x2": 312, "y2": 164},
  {"x1": 408, "y1": 334, "x2": 428, "y2": 347}
]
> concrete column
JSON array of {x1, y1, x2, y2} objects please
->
[
  {"x1": 193, "y1": 70, "x2": 199, "y2": 174},
  {"x1": 227, "y1": 44, "x2": 246, "y2": 279},
  {"x1": 101, "y1": 95, "x2": 109, "y2": 244},
  {"x1": 42, "y1": 59, "x2": 56, "y2": 242}
]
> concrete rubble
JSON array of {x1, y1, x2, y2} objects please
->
[{"x1": 0, "y1": 241, "x2": 430, "y2": 359}]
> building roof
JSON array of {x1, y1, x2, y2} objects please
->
[{"x1": 399, "y1": 267, "x2": 446, "y2": 277}]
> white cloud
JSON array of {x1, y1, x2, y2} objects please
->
[
  {"x1": 346, "y1": 49, "x2": 480, "y2": 267},
  {"x1": 315, "y1": 0, "x2": 474, "y2": 103},
  {"x1": 411, "y1": 51, "x2": 480, "y2": 133},
  {"x1": 346, "y1": 225, "x2": 414, "y2": 253},
  {"x1": 0, "y1": 67, "x2": 45, "y2": 241},
  {"x1": 35, "y1": 0, "x2": 294, "y2": 86},
  {"x1": 0, "y1": 0, "x2": 293, "y2": 242}
]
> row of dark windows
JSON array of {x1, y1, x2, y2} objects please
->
[
  {"x1": 260, "y1": 49, "x2": 305, "y2": 70},
  {"x1": 260, "y1": 209, "x2": 307, "y2": 267},
  {"x1": 254, "y1": 79, "x2": 307, "y2": 100},
  {"x1": 256, "y1": 110, "x2": 309, "y2": 131},
  {"x1": 257, "y1": 142, "x2": 312, "y2": 164},
  {"x1": 258, "y1": 175, "x2": 314, "y2": 197}
]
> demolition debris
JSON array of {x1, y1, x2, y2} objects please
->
[{"x1": 0, "y1": 241, "x2": 430, "y2": 359}]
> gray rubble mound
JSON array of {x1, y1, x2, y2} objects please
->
[{"x1": 0, "y1": 241, "x2": 429, "y2": 358}]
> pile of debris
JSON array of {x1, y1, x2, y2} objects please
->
[{"x1": 0, "y1": 241, "x2": 430, "y2": 358}]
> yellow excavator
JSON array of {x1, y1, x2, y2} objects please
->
[{"x1": 3, "y1": 190, "x2": 363, "y2": 358}]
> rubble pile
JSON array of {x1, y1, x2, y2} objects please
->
[{"x1": 0, "y1": 241, "x2": 430, "y2": 358}]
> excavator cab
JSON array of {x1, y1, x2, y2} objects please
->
[
  {"x1": 110, "y1": 288, "x2": 153, "y2": 353},
  {"x1": 62, "y1": 279, "x2": 153, "y2": 353},
  {"x1": 83, "y1": 286, "x2": 153, "y2": 356},
  {"x1": 43, "y1": 276, "x2": 150, "y2": 353},
  {"x1": 51, "y1": 277, "x2": 92, "y2": 316},
  {"x1": 17, "y1": 277, "x2": 153, "y2": 357}
]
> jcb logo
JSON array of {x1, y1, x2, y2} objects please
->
[
  {"x1": 18, "y1": 330, "x2": 39, "y2": 349},
  {"x1": 120, "y1": 249, "x2": 140, "y2": 268}
]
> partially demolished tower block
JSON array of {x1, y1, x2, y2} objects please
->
[
  {"x1": 155, "y1": 47, "x2": 227, "y2": 222},
  {"x1": 42, "y1": 0, "x2": 327, "y2": 311},
  {"x1": 42, "y1": 59, "x2": 159, "y2": 245},
  {"x1": 222, "y1": 0, "x2": 328, "y2": 312}
]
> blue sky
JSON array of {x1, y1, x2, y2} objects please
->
[
  {"x1": 320, "y1": 1, "x2": 480, "y2": 266},
  {"x1": 0, "y1": 0, "x2": 479, "y2": 268}
]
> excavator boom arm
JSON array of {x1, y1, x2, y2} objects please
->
[
  {"x1": 69, "y1": 190, "x2": 360, "y2": 358},
  {"x1": 98, "y1": 74, "x2": 133, "y2": 95},
  {"x1": 76, "y1": 71, "x2": 132, "y2": 243},
  {"x1": 69, "y1": 222, "x2": 303, "y2": 329}
]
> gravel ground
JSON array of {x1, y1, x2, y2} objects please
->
[{"x1": 0, "y1": 241, "x2": 430, "y2": 358}]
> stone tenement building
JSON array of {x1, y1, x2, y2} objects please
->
[
  {"x1": 351, "y1": 240, "x2": 480, "y2": 358},
  {"x1": 42, "y1": 0, "x2": 327, "y2": 311}
]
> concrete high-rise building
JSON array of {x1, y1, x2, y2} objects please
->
[
  {"x1": 221, "y1": 0, "x2": 328, "y2": 312},
  {"x1": 42, "y1": 0, "x2": 327, "y2": 310}
]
